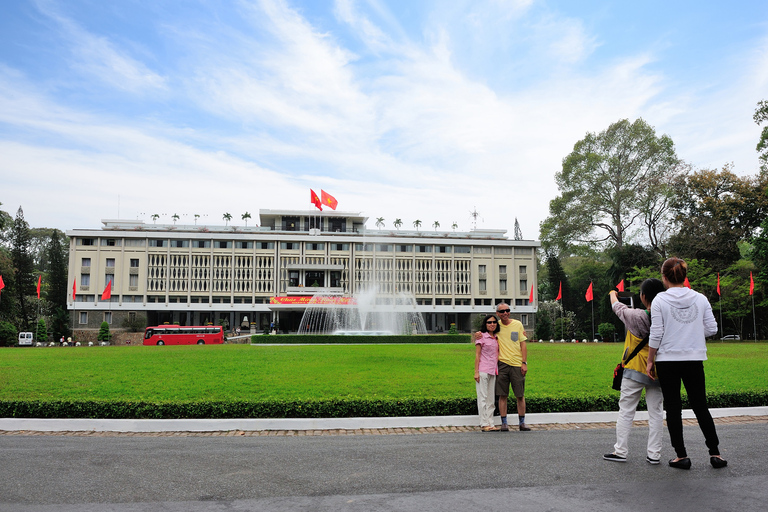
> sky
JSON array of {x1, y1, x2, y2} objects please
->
[{"x1": 1, "y1": 0, "x2": 767, "y2": 240}]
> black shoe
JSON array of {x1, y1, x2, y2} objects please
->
[
  {"x1": 603, "y1": 453, "x2": 627, "y2": 462},
  {"x1": 668, "y1": 457, "x2": 691, "y2": 469},
  {"x1": 710, "y1": 456, "x2": 728, "y2": 468},
  {"x1": 519, "y1": 423, "x2": 531, "y2": 431},
  {"x1": 646, "y1": 456, "x2": 661, "y2": 465}
]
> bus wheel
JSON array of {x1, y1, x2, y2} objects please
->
[
  {"x1": 197, "y1": 340, "x2": 204, "y2": 345},
  {"x1": 157, "y1": 341, "x2": 164, "y2": 346}
]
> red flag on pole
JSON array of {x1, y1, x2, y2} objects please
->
[
  {"x1": 717, "y1": 273, "x2": 721, "y2": 296},
  {"x1": 321, "y1": 190, "x2": 338, "y2": 210},
  {"x1": 585, "y1": 282, "x2": 593, "y2": 302},
  {"x1": 0, "y1": 275, "x2": 5, "y2": 292},
  {"x1": 37, "y1": 275, "x2": 42, "y2": 299},
  {"x1": 750, "y1": 272, "x2": 755, "y2": 295},
  {"x1": 529, "y1": 284, "x2": 534, "y2": 303},
  {"x1": 556, "y1": 281, "x2": 562, "y2": 301},
  {"x1": 102, "y1": 281, "x2": 112, "y2": 301},
  {"x1": 616, "y1": 279, "x2": 624, "y2": 292},
  {"x1": 310, "y1": 189, "x2": 323, "y2": 211},
  {"x1": 683, "y1": 277, "x2": 691, "y2": 289},
  {"x1": 72, "y1": 278, "x2": 76, "y2": 301}
]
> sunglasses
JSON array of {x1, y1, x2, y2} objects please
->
[
  {"x1": 497, "y1": 309, "x2": 510, "y2": 313},
  {"x1": 486, "y1": 320, "x2": 498, "y2": 324}
]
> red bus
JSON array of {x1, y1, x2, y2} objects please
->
[{"x1": 143, "y1": 325, "x2": 224, "y2": 346}]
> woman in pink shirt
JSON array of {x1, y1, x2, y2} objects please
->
[{"x1": 475, "y1": 314, "x2": 500, "y2": 431}]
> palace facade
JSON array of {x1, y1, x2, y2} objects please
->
[{"x1": 67, "y1": 210, "x2": 539, "y2": 334}]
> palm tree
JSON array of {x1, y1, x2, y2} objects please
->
[
  {"x1": 413, "y1": 219, "x2": 421, "y2": 231},
  {"x1": 172, "y1": 213, "x2": 179, "y2": 225},
  {"x1": 452, "y1": 221, "x2": 458, "y2": 231},
  {"x1": 242, "y1": 212, "x2": 251, "y2": 226},
  {"x1": 375, "y1": 217, "x2": 385, "y2": 230},
  {"x1": 151, "y1": 214, "x2": 159, "y2": 224},
  {"x1": 223, "y1": 213, "x2": 232, "y2": 226},
  {"x1": 432, "y1": 221, "x2": 440, "y2": 232},
  {"x1": 194, "y1": 214, "x2": 200, "y2": 225},
  {"x1": 394, "y1": 218, "x2": 402, "y2": 230}
]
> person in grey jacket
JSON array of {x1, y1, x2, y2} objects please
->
[{"x1": 646, "y1": 257, "x2": 727, "y2": 470}]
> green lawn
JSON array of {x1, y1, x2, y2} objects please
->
[{"x1": 1, "y1": 342, "x2": 766, "y2": 402}]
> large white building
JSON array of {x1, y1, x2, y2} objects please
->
[{"x1": 67, "y1": 210, "x2": 539, "y2": 334}]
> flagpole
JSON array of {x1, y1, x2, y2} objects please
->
[
  {"x1": 719, "y1": 294, "x2": 723, "y2": 342},
  {"x1": 752, "y1": 294, "x2": 757, "y2": 342}
]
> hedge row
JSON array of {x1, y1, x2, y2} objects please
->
[
  {"x1": 250, "y1": 334, "x2": 471, "y2": 344},
  {"x1": 2, "y1": 390, "x2": 766, "y2": 419}
]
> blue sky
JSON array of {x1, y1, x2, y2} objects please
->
[{"x1": 1, "y1": 0, "x2": 767, "y2": 240}]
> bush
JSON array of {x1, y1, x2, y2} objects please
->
[
  {"x1": 97, "y1": 321, "x2": 112, "y2": 342},
  {"x1": 250, "y1": 334, "x2": 471, "y2": 344},
  {"x1": 598, "y1": 323, "x2": 616, "y2": 342},
  {"x1": 36, "y1": 318, "x2": 48, "y2": 344},
  {"x1": 121, "y1": 314, "x2": 147, "y2": 332},
  {"x1": 0, "y1": 321, "x2": 16, "y2": 347}
]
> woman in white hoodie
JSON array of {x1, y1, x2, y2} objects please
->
[{"x1": 646, "y1": 257, "x2": 727, "y2": 470}]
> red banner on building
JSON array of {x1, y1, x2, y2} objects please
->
[{"x1": 270, "y1": 296, "x2": 356, "y2": 305}]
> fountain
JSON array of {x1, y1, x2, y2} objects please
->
[{"x1": 297, "y1": 286, "x2": 428, "y2": 335}]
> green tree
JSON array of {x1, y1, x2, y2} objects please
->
[
  {"x1": 10, "y1": 207, "x2": 35, "y2": 331},
  {"x1": 413, "y1": 220, "x2": 421, "y2": 231},
  {"x1": 375, "y1": 217, "x2": 385, "y2": 230},
  {"x1": 46, "y1": 230, "x2": 70, "y2": 340},
  {"x1": 122, "y1": 314, "x2": 147, "y2": 332},
  {"x1": 755, "y1": 100, "x2": 768, "y2": 172},
  {"x1": 540, "y1": 118, "x2": 680, "y2": 254},
  {"x1": 242, "y1": 212, "x2": 251, "y2": 226},
  {"x1": 97, "y1": 321, "x2": 112, "y2": 342},
  {"x1": 0, "y1": 320, "x2": 16, "y2": 347},
  {"x1": 223, "y1": 213, "x2": 232, "y2": 226},
  {"x1": 36, "y1": 318, "x2": 48, "y2": 344},
  {"x1": 668, "y1": 167, "x2": 768, "y2": 269},
  {"x1": 394, "y1": 219, "x2": 402, "y2": 230},
  {"x1": 598, "y1": 322, "x2": 616, "y2": 342},
  {"x1": 432, "y1": 221, "x2": 440, "y2": 231},
  {"x1": 0, "y1": 251, "x2": 15, "y2": 322},
  {"x1": 151, "y1": 214, "x2": 159, "y2": 224}
]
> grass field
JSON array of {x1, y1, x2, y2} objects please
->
[{"x1": 1, "y1": 342, "x2": 766, "y2": 403}]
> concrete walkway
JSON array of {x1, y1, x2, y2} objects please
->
[{"x1": 2, "y1": 406, "x2": 766, "y2": 434}]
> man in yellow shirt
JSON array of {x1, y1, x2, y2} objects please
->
[{"x1": 492, "y1": 303, "x2": 530, "y2": 431}]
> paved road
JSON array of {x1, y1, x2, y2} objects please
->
[{"x1": 1, "y1": 421, "x2": 766, "y2": 511}]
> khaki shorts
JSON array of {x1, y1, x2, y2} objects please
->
[{"x1": 496, "y1": 362, "x2": 525, "y2": 398}]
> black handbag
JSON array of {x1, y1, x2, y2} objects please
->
[{"x1": 612, "y1": 336, "x2": 648, "y2": 391}]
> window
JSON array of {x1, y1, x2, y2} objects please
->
[
  {"x1": 282, "y1": 216, "x2": 300, "y2": 231},
  {"x1": 129, "y1": 274, "x2": 139, "y2": 287},
  {"x1": 214, "y1": 241, "x2": 232, "y2": 249},
  {"x1": 130, "y1": 259, "x2": 139, "y2": 268},
  {"x1": 82, "y1": 258, "x2": 91, "y2": 267},
  {"x1": 329, "y1": 218, "x2": 346, "y2": 232},
  {"x1": 125, "y1": 239, "x2": 145, "y2": 247},
  {"x1": 330, "y1": 243, "x2": 349, "y2": 251},
  {"x1": 416, "y1": 245, "x2": 432, "y2": 253},
  {"x1": 289, "y1": 271, "x2": 300, "y2": 287},
  {"x1": 106, "y1": 258, "x2": 115, "y2": 267},
  {"x1": 521, "y1": 314, "x2": 529, "y2": 326},
  {"x1": 235, "y1": 241, "x2": 253, "y2": 249},
  {"x1": 79, "y1": 312, "x2": 88, "y2": 324},
  {"x1": 81, "y1": 274, "x2": 90, "y2": 286},
  {"x1": 101, "y1": 238, "x2": 121, "y2": 246},
  {"x1": 257, "y1": 242, "x2": 274, "y2": 250},
  {"x1": 437, "y1": 246, "x2": 451, "y2": 253},
  {"x1": 331, "y1": 271, "x2": 341, "y2": 288},
  {"x1": 129, "y1": 312, "x2": 136, "y2": 322},
  {"x1": 307, "y1": 243, "x2": 325, "y2": 251},
  {"x1": 520, "y1": 279, "x2": 528, "y2": 294},
  {"x1": 281, "y1": 242, "x2": 299, "y2": 250},
  {"x1": 105, "y1": 274, "x2": 115, "y2": 286},
  {"x1": 193, "y1": 240, "x2": 211, "y2": 248},
  {"x1": 149, "y1": 239, "x2": 168, "y2": 247},
  {"x1": 376, "y1": 244, "x2": 392, "y2": 252},
  {"x1": 500, "y1": 279, "x2": 507, "y2": 292},
  {"x1": 474, "y1": 246, "x2": 491, "y2": 254},
  {"x1": 516, "y1": 299, "x2": 530, "y2": 306},
  {"x1": 499, "y1": 265, "x2": 507, "y2": 274},
  {"x1": 396, "y1": 245, "x2": 412, "y2": 252},
  {"x1": 454, "y1": 246, "x2": 471, "y2": 253},
  {"x1": 171, "y1": 240, "x2": 189, "y2": 248},
  {"x1": 104, "y1": 312, "x2": 112, "y2": 324},
  {"x1": 495, "y1": 247, "x2": 512, "y2": 254},
  {"x1": 519, "y1": 265, "x2": 527, "y2": 275},
  {"x1": 355, "y1": 243, "x2": 373, "y2": 251},
  {"x1": 515, "y1": 247, "x2": 533, "y2": 255},
  {"x1": 479, "y1": 279, "x2": 487, "y2": 292},
  {"x1": 478, "y1": 265, "x2": 486, "y2": 274},
  {"x1": 78, "y1": 238, "x2": 95, "y2": 246}
]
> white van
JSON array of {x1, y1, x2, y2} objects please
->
[{"x1": 18, "y1": 332, "x2": 34, "y2": 346}]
